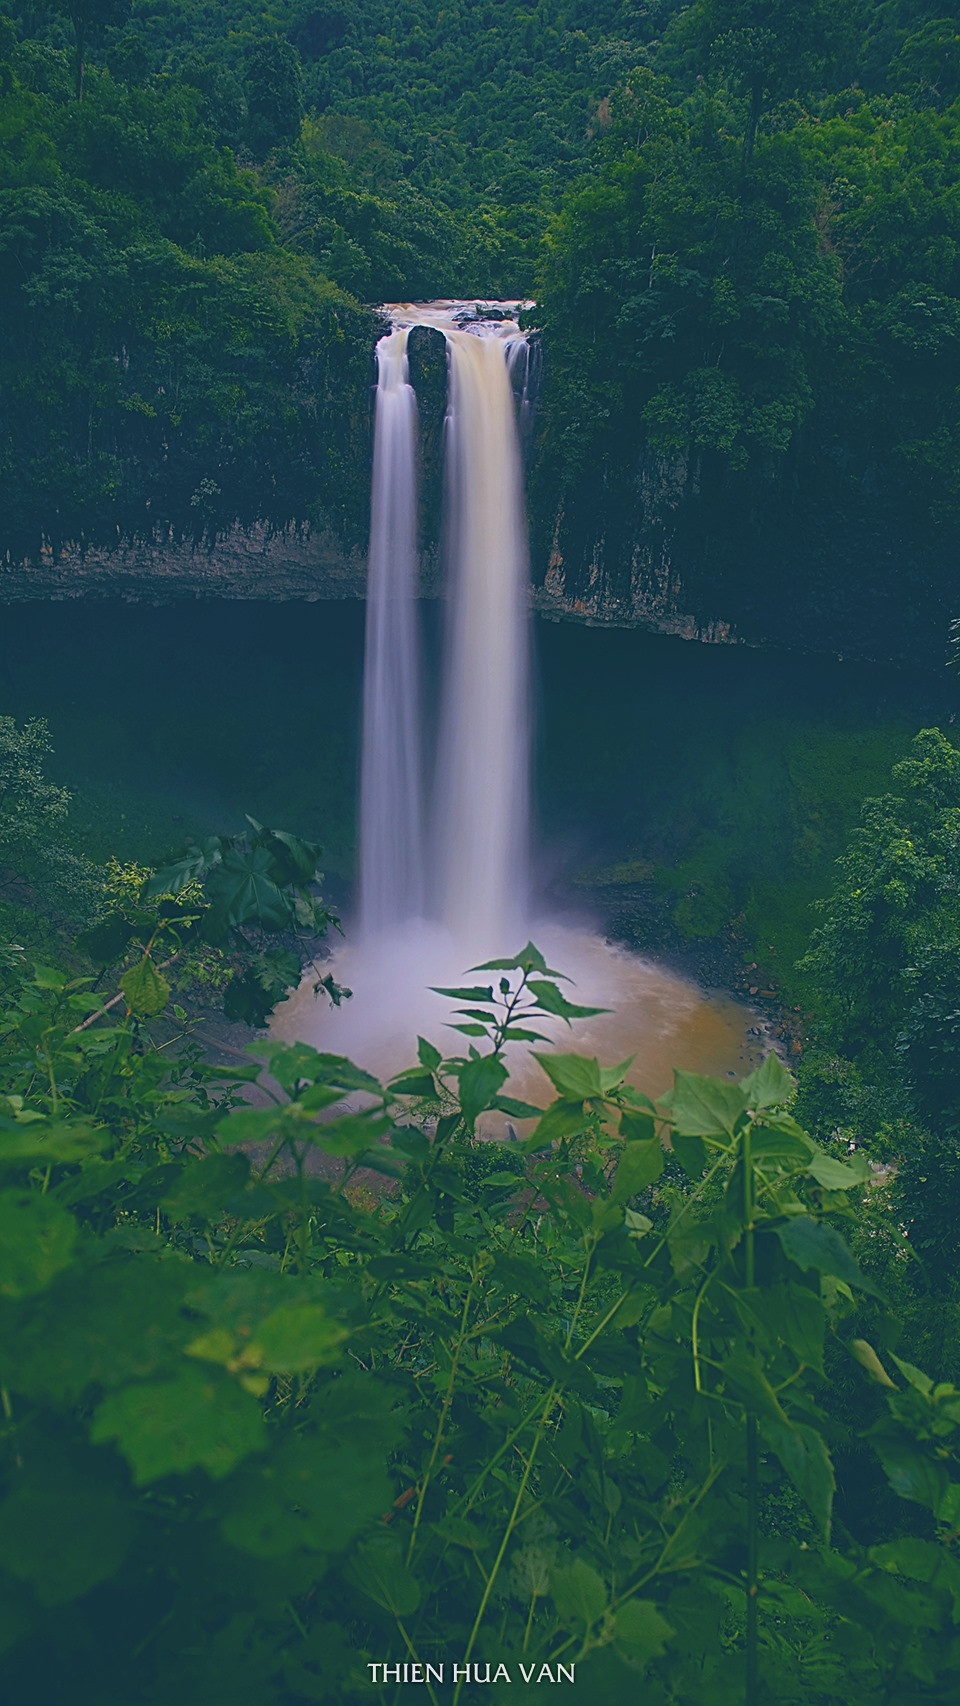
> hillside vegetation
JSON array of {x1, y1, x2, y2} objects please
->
[{"x1": 1, "y1": 1, "x2": 957, "y2": 594}]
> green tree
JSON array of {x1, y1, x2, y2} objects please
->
[
  {"x1": 0, "y1": 716, "x2": 69, "y2": 861},
  {"x1": 47, "y1": 0, "x2": 131, "y2": 102},
  {"x1": 242, "y1": 34, "x2": 304, "y2": 158}
]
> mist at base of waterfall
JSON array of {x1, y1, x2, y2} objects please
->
[{"x1": 271, "y1": 919, "x2": 761, "y2": 1120}]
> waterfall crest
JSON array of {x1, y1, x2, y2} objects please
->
[{"x1": 358, "y1": 325, "x2": 425, "y2": 936}]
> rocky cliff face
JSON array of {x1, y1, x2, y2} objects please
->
[{"x1": 2, "y1": 331, "x2": 953, "y2": 671}]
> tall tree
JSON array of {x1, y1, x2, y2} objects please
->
[{"x1": 49, "y1": 0, "x2": 131, "y2": 101}]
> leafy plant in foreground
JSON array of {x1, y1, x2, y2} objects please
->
[
  {"x1": 0, "y1": 943, "x2": 958, "y2": 1703},
  {"x1": 77, "y1": 814, "x2": 341, "y2": 1029}
]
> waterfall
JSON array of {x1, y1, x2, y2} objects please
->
[
  {"x1": 358, "y1": 326, "x2": 425, "y2": 936},
  {"x1": 274, "y1": 300, "x2": 755, "y2": 1099},
  {"x1": 358, "y1": 302, "x2": 531, "y2": 953},
  {"x1": 435, "y1": 328, "x2": 530, "y2": 949}
]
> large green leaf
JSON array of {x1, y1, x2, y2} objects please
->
[
  {"x1": 666, "y1": 1071, "x2": 748, "y2": 1138},
  {"x1": 203, "y1": 844, "x2": 292, "y2": 936},
  {"x1": 551, "y1": 1558, "x2": 607, "y2": 1627},
  {"x1": 222, "y1": 1435, "x2": 393, "y2": 1560},
  {"x1": 74, "y1": 912, "x2": 139, "y2": 966},
  {"x1": 349, "y1": 1534, "x2": 421, "y2": 1615},
  {"x1": 527, "y1": 980, "x2": 608, "y2": 1021},
  {"x1": 762, "y1": 1418, "x2": 835, "y2": 1538},
  {"x1": 0, "y1": 1121, "x2": 107, "y2": 1168},
  {"x1": 612, "y1": 1598, "x2": 674, "y2": 1665},
  {"x1": 524, "y1": 1098, "x2": 589, "y2": 1148},
  {"x1": 431, "y1": 984, "x2": 494, "y2": 1003},
  {"x1": 740, "y1": 1053, "x2": 795, "y2": 1109},
  {"x1": 121, "y1": 955, "x2": 171, "y2": 1018},
  {"x1": 774, "y1": 1217, "x2": 882, "y2": 1296},
  {"x1": 248, "y1": 1302, "x2": 347, "y2": 1373},
  {"x1": 805, "y1": 1149, "x2": 871, "y2": 1189},
  {"x1": 0, "y1": 1190, "x2": 76, "y2": 1298},
  {"x1": 91, "y1": 1364, "x2": 266, "y2": 1483},
  {"x1": 611, "y1": 1138, "x2": 664, "y2": 1203},
  {"x1": 0, "y1": 1465, "x2": 133, "y2": 1606},
  {"x1": 534, "y1": 1052, "x2": 603, "y2": 1099},
  {"x1": 161, "y1": 1153, "x2": 250, "y2": 1220},
  {"x1": 457, "y1": 1053, "x2": 508, "y2": 1131}
]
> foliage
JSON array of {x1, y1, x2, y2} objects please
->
[
  {"x1": 75, "y1": 814, "x2": 341, "y2": 1027},
  {"x1": 797, "y1": 729, "x2": 960, "y2": 1282},
  {"x1": 0, "y1": 715, "x2": 70, "y2": 858},
  {"x1": 1, "y1": 939, "x2": 959, "y2": 1702}
]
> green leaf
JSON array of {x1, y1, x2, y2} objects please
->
[
  {"x1": 889, "y1": 1354, "x2": 934, "y2": 1394},
  {"x1": 0, "y1": 1262, "x2": 196, "y2": 1401},
  {"x1": 0, "y1": 1190, "x2": 76, "y2": 1297},
  {"x1": 740, "y1": 1053, "x2": 795, "y2": 1109},
  {"x1": 610, "y1": 1139, "x2": 663, "y2": 1203},
  {"x1": 762, "y1": 1418, "x2": 835, "y2": 1539},
  {"x1": 161, "y1": 1153, "x2": 250, "y2": 1220},
  {"x1": 254, "y1": 1042, "x2": 382, "y2": 1098},
  {"x1": 248, "y1": 1303, "x2": 347, "y2": 1373},
  {"x1": 75, "y1": 912, "x2": 138, "y2": 966},
  {"x1": 494, "y1": 1095, "x2": 543, "y2": 1119},
  {"x1": 773, "y1": 1217, "x2": 882, "y2": 1296},
  {"x1": 471, "y1": 943, "x2": 559, "y2": 976},
  {"x1": 667, "y1": 1071, "x2": 747, "y2": 1138},
  {"x1": 431, "y1": 984, "x2": 495, "y2": 1003},
  {"x1": 91, "y1": 1365, "x2": 266, "y2": 1484},
  {"x1": 389, "y1": 1068, "x2": 437, "y2": 1097},
  {"x1": 222, "y1": 1435, "x2": 393, "y2": 1559},
  {"x1": 310, "y1": 1111, "x2": 393, "y2": 1156},
  {"x1": 670, "y1": 1133, "x2": 708, "y2": 1178},
  {"x1": 0, "y1": 1466, "x2": 133, "y2": 1606},
  {"x1": 215, "y1": 1106, "x2": 284, "y2": 1146},
  {"x1": 349, "y1": 1534, "x2": 421, "y2": 1615},
  {"x1": 121, "y1": 956, "x2": 171, "y2": 1018},
  {"x1": 203, "y1": 843, "x2": 292, "y2": 934},
  {"x1": 457, "y1": 1053, "x2": 509, "y2": 1132},
  {"x1": 612, "y1": 1598, "x2": 674, "y2": 1664},
  {"x1": 534, "y1": 1052, "x2": 603, "y2": 1099},
  {"x1": 144, "y1": 839, "x2": 222, "y2": 898},
  {"x1": 525, "y1": 1099, "x2": 589, "y2": 1148},
  {"x1": 0, "y1": 1122, "x2": 107, "y2": 1168},
  {"x1": 805, "y1": 1149, "x2": 871, "y2": 1190},
  {"x1": 527, "y1": 981, "x2": 608, "y2": 1021},
  {"x1": 620, "y1": 1107, "x2": 657, "y2": 1142},
  {"x1": 851, "y1": 1339, "x2": 897, "y2": 1388},
  {"x1": 417, "y1": 1036, "x2": 442, "y2": 1070},
  {"x1": 551, "y1": 1558, "x2": 607, "y2": 1627},
  {"x1": 872, "y1": 1434, "x2": 948, "y2": 1513}
]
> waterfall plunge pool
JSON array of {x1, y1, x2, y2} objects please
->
[{"x1": 1, "y1": 598, "x2": 950, "y2": 1096}]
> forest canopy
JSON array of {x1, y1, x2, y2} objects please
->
[{"x1": 0, "y1": 1, "x2": 958, "y2": 568}]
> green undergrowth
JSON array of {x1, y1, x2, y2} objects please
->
[
  {"x1": 1, "y1": 942, "x2": 959, "y2": 1705},
  {"x1": 573, "y1": 718, "x2": 924, "y2": 1001}
]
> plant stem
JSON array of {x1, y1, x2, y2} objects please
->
[
  {"x1": 453, "y1": 1385, "x2": 558, "y2": 1706},
  {"x1": 743, "y1": 1121, "x2": 759, "y2": 1706},
  {"x1": 407, "y1": 1270, "x2": 479, "y2": 1563}
]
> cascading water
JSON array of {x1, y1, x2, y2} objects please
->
[
  {"x1": 435, "y1": 326, "x2": 530, "y2": 949},
  {"x1": 273, "y1": 300, "x2": 758, "y2": 1099},
  {"x1": 358, "y1": 326, "x2": 424, "y2": 936}
]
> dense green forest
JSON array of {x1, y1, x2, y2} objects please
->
[
  {"x1": 3, "y1": 2, "x2": 960, "y2": 1701},
  {"x1": 2, "y1": 0, "x2": 959, "y2": 644}
]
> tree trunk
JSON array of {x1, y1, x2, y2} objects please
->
[{"x1": 75, "y1": 19, "x2": 86, "y2": 103}]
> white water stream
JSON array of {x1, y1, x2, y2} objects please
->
[
  {"x1": 274, "y1": 300, "x2": 758, "y2": 1101},
  {"x1": 358, "y1": 326, "x2": 424, "y2": 935}
]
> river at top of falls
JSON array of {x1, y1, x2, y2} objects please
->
[{"x1": 271, "y1": 300, "x2": 762, "y2": 1108}]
